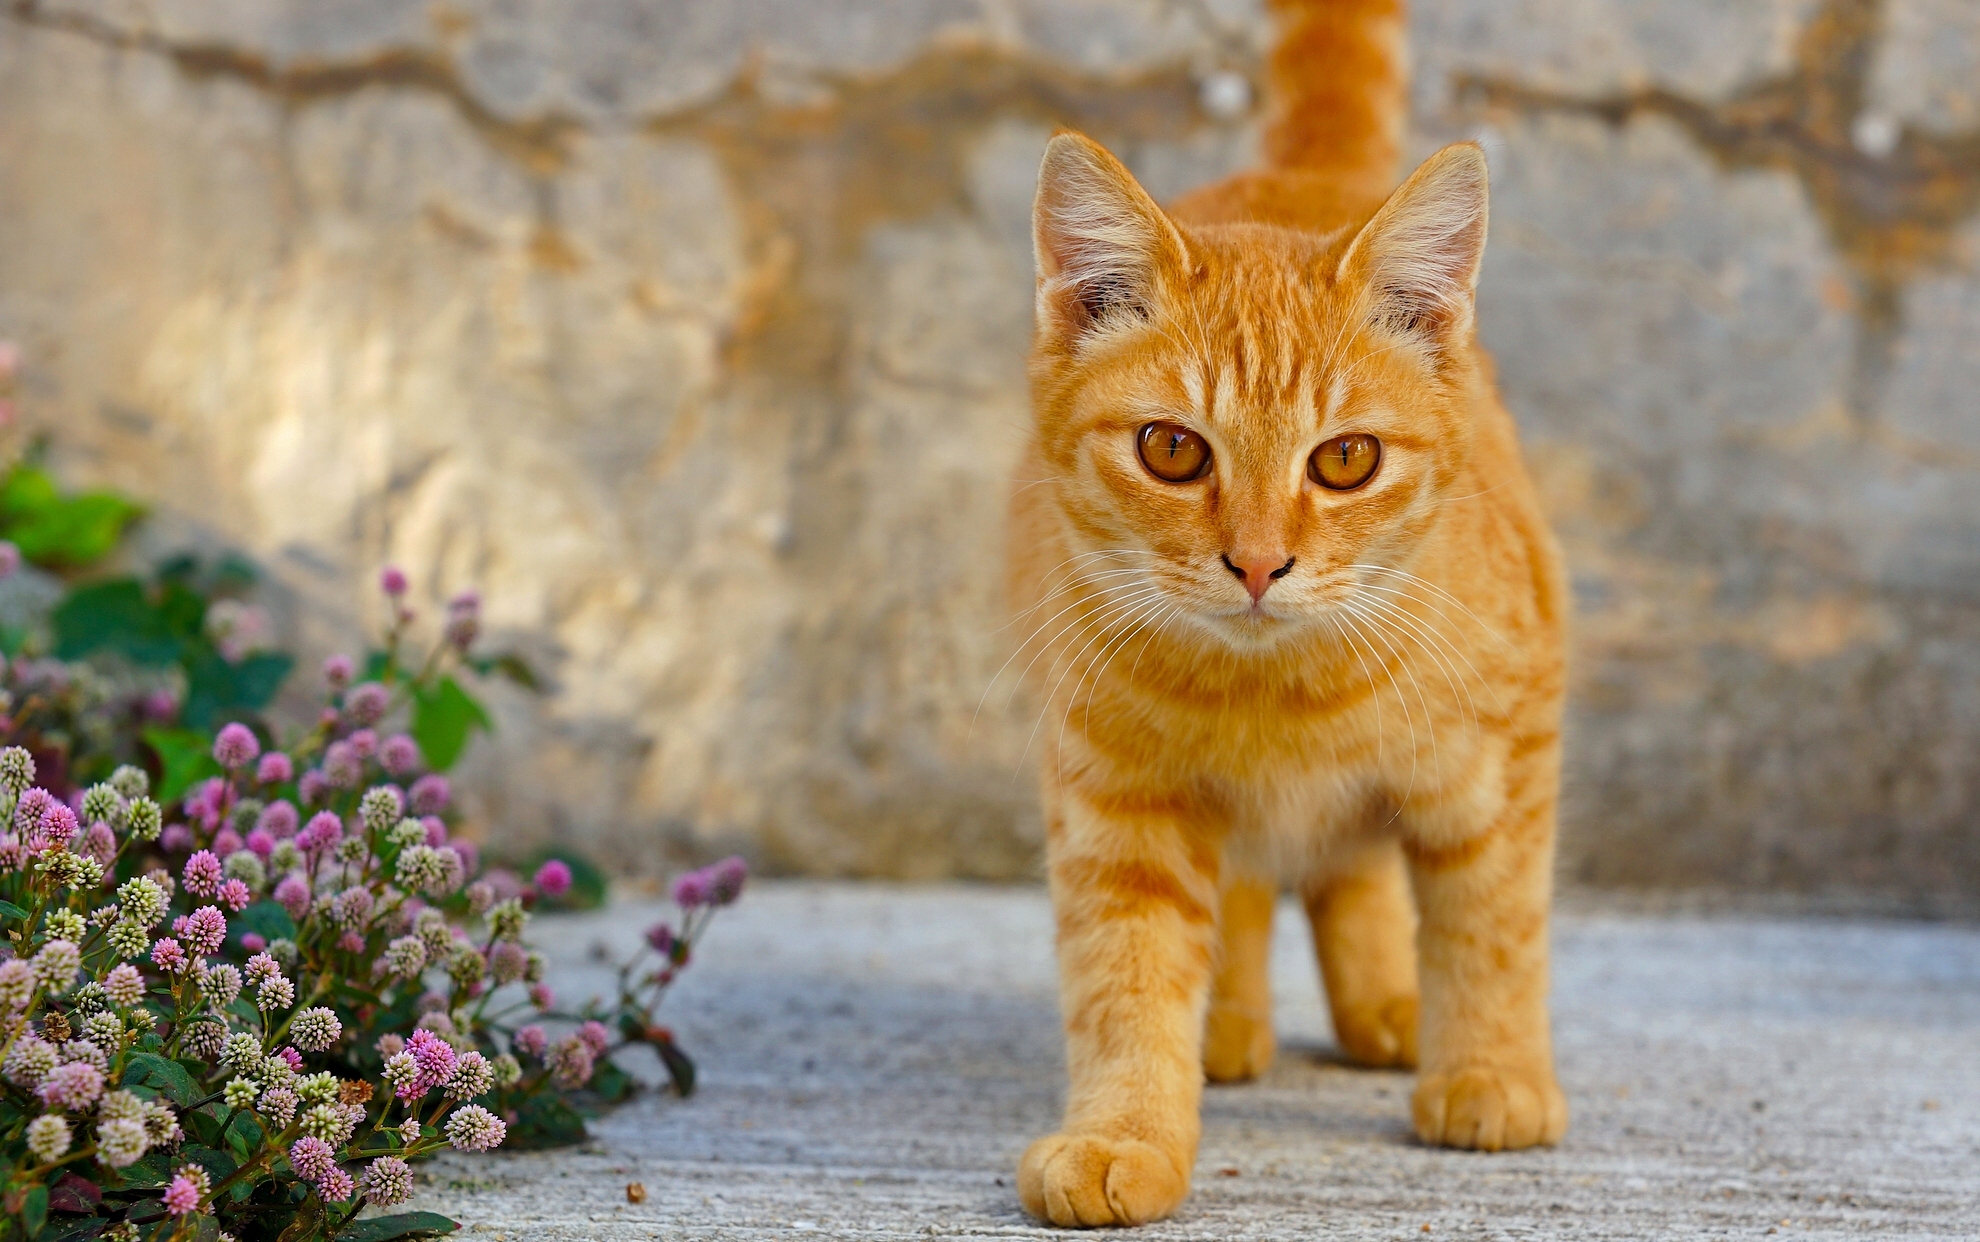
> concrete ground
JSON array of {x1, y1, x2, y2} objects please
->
[{"x1": 411, "y1": 883, "x2": 1980, "y2": 1239}]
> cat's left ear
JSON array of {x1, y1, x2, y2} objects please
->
[
  {"x1": 1337, "y1": 142, "x2": 1489, "y2": 351},
  {"x1": 1032, "y1": 131, "x2": 1189, "y2": 341}
]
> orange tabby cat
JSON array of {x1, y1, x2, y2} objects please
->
[{"x1": 1006, "y1": 0, "x2": 1568, "y2": 1226}]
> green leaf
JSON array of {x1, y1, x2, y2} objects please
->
[
  {"x1": 469, "y1": 652, "x2": 543, "y2": 693},
  {"x1": 231, "y1": 901, "x2": 297, "y2": 949},
  {"x1": 179, "y1": 648, "x2": 292, "y2": 733},
  {"x1": 410, "y1": 676, "x2": 492, "y2": 772},
  {"x1": 122, "y1": 1053, "x2": 200, "y2": 1108},
  {"x1": 41, "y1": 1216, "x2": 108, "y2": 1242},
  {"x1": 0, "y1": 899, "x2": 29, "y2": 923},
  {"x1": 51, "y1": 579, "x2": 183, "y2": 666},
  {"x1": 588, "y1": 1059, "x2": 637, "y2": 1104},
  {"x1": 0, "y1": 464, "x2": 143, "y2": 570},
  {"x1": 334, "y1": 1211, "x2": 460, "y2": 1241},
  {"x1": 176, "y1": 1144, "x2": 236, "y2": 1185},
  {"x1": 224, "y1": 1110, "x2": 264, "y2": 1161},
  {"x1": 504, "y1": 1091, "x2": 590, "y2": 1150},
  {"x1": 21, "y1": 1184, "x2": 46, "y2": 1237},
  {"x1": 142, "y1": 728, "x2": 220, "y2": 805},
  {"x1": 656, "y1": 1036, "x2": 697, "y2": 1098},
  {"x1": 102, "y1": 1152, "x2": 169, "y2": 1192}
]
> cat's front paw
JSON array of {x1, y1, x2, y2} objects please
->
[
  {"x1": 1017, "y1": 1133, "x2": 1189, "y2": 1227},
  {"x1": 1411, "y1": 1065, "x2": 1567, "y2": 1151},
  {"x1": 1202, "y1": 1003, "x2": 1275, "y2": 1082}
]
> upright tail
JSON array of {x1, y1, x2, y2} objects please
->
[{"x1": 1260, "y1": 0, "x2": 1409, "y2": 197}]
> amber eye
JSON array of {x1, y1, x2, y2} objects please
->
[
  {"x1": 1308, "y1": 433, "x2": 1381, "y2": 490},
  {"x1": 1137, "y1": 422, "x2": 1212, "y2": 483}
]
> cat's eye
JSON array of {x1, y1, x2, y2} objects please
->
[
  {"x1": 1308, "y1": 433, "x2": 1381, "y2": 490},
  {"x1": 1137, "y1": 422, "x2": 1212, "y2": 483}
]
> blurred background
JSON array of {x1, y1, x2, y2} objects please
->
[{"x1": 0, "y1": 0, "x2": 1975, "y2": 914}]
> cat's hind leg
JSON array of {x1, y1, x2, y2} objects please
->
[
  {"x1": 1303, "y1": 838, "x2": 1420, "y2": 1069},
  {"x1": 1203, "y1": 878, "x2": 1277, "y2": 1082}
]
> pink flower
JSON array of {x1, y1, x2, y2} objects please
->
[
  {"x1": 0, "y1": 543, "x2": 16, "y2": 579},
  {"x1": 182, "y1": 851, "x2": 222, "y2": 898},
  {"x1": 178, "y1": 906, "x2": 226, "y2": 957},
  {"x1": 338, "y1": 931, "x2": 364, "y2": 953},
  {"x1": 708, "y1": 855, "x2": 748, "y2": 905},
  {"x1": 529, "y1": 984, "x2": 553, "y2": 1010},
  {"x1": 346, "y1": 729, "x2": 378, "y2": 761},
  {"x1": 212, "y1": 827, "x2": 244, "y2": 858},
  {"x1": 213, "y1": 723, "x2": 260, "y2": 769},
  {"x1": 35, "y1": 1061, "x2": 105, "y2": 1111},
  {"x1": 671, "y1": 870, "x2": 710, "y2": 909},
  {"x1": 246, "y1": 829, "x2": 275, "y2": 859},
  {"x1": 380, "y1": 734, "x2": 421, "y2": 775},
  {"x1": 301, "y1": 811, "x2": 343, "y2": 851},
  {"x1": 11, "y1": 787, "x2": 52, "y2": 836},
  {"x1": 162, "y1": 1172, "x2": 202, "y2": 1215},
  {"x1": 257, "y1": 800, "x2": 299, "y2": 838},
  {"x1": 408, "y1": 775, "x2": 450, "y2": 815},
  {"x1": 298, "y1": 770, "x2": 330, "y2": 806},
  {"x1": 276, "y1": 1046, "x2": 303, "y2": 1073},
  {"x1": 219, "y1": 879, "x2": 251, "y2": 912},
  {"x1": 151, "y1": 938, "x2": 187, "y2": 973},
  {"x1": 32, "y1": 804, "x2": 77, "y2": 852},
  {"x1": 421, "y1": 817, "x2": 448, "y2": 847},
  {"x1": 240, "y1": 933, "x2": 267, "y2": 953},
  {"x1": 549, "y1": 1036, "x2": 595, "y2": 1090},
  {"x1": 533, "y1": 859, "x2": 572, "y2": 899},
  {"x1": 376, "y1": 1034, "x2": 406, "y2": 1059},
  {"x1": 644, "y1": 922, "x2": 675, "y2": 956},
  {"x1": 289, "y1": 1136, "x2": 335, "y2": 1182},
  {"x1": 160, "y1": 824, "x2": 194, "y2": 853},
  {"x1": 322, "y1": 654, "x2": 354, "y2": 689},
  {"x1": 380, "y1": 566, "x2": 409, "y2": 597},
  {"x1": 577, "y1": 1021, "x2": 611, "y2": 1057},
  {"x1": 345, "y1": 684, "x2": 389, "y2": 728},
  {"x1": 512, "y1": 1026, "x2": 547, "y2": 1059},
  {"x1": 256, "y1": 752, "x2": 294, "y2": 785},
  {"x1": 322, "y1": 741, "x2": 362, "y2": 787},
  {"x1": 405, "y1": 1029, "x2": 457, "y2": 1096},
  {"x1": 316, "y1": 1166, "x2": 355, "y2": 1202},
  {"x1": 83, "y1": 821, "x2": 116, "y2": 866},
  {"x1": 273, "y1": 874, "x2": 310, "y2": 920}
]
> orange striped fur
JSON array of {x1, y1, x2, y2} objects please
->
[{"x1": 1008, "y1": 0, "x2": 1567, "y2": 1226}]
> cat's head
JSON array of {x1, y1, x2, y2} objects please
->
[{"x1": 1026, "y1": 133, "x2": 1489, "y2": 650}]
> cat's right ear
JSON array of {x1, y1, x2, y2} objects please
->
[{"x1": 1032, "y1": 132, "x2": 1187, "y2": 342}]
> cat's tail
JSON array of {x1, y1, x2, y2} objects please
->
[{"x1": 1260, "y1": 0, "x2": 1408, "y2": 196}]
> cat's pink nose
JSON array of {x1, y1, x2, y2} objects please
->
[{"x1": 1222, "y1": 552, "x2": 1295, "y2": 604}]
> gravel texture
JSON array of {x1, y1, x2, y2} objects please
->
[{"x1": 407, "y1": 882, "x2": 1980, "y2": 1239}]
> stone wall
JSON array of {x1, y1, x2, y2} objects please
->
[{"x1": 2, "y1": 0, "x2": 1976, "y2": 910}]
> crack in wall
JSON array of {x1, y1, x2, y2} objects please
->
[
  {"x1": 6, "y1": 0, "x2": 582, "y2": 173},
  {"x1": 1456, "y1": 0, "x2": 1980, "y2": 427}
]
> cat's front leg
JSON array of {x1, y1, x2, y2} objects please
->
[
  {"x1": 1405, "y1": 741, "x2": 1568, "y2": 1151},
  {"x1": 1018, "y1": 785, "x2": 1220, "y2": 1227}
]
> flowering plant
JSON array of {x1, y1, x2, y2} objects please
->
[{"x1": 0, "y1": 570, "x2": 745, "y2": 1240}]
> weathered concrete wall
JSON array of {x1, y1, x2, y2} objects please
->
[{"x1": 1, "y1": 1, "x2": 1976, "y2": 909}]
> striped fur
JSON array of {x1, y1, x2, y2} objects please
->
[{"x1": 1009, "y1": 1, "x2": 1568, "y2": 1227}]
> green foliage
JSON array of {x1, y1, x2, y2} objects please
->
[
  {"x1": 410, "y1": 676, "x2": 492, "y2": 772},
  {"x1": 0, "y1": 462, "x2": 143, "y2": 569},
  {"x1": 123, "y1": 1053, "x2": 201, "y2": 1109},
  {"x1": 52, "y1": 563, "x2": 293, "y2": 732},
  {"x1": 337, "y1": 1211, "x2": 461, "y2": 1241},
  {"x1": 143, "y1": 726, "x2": 222, "y2": 804}
]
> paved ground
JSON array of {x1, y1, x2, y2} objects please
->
[{"x1": 410, "y1": 883, "x2": 1980, "y2": 1239}]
